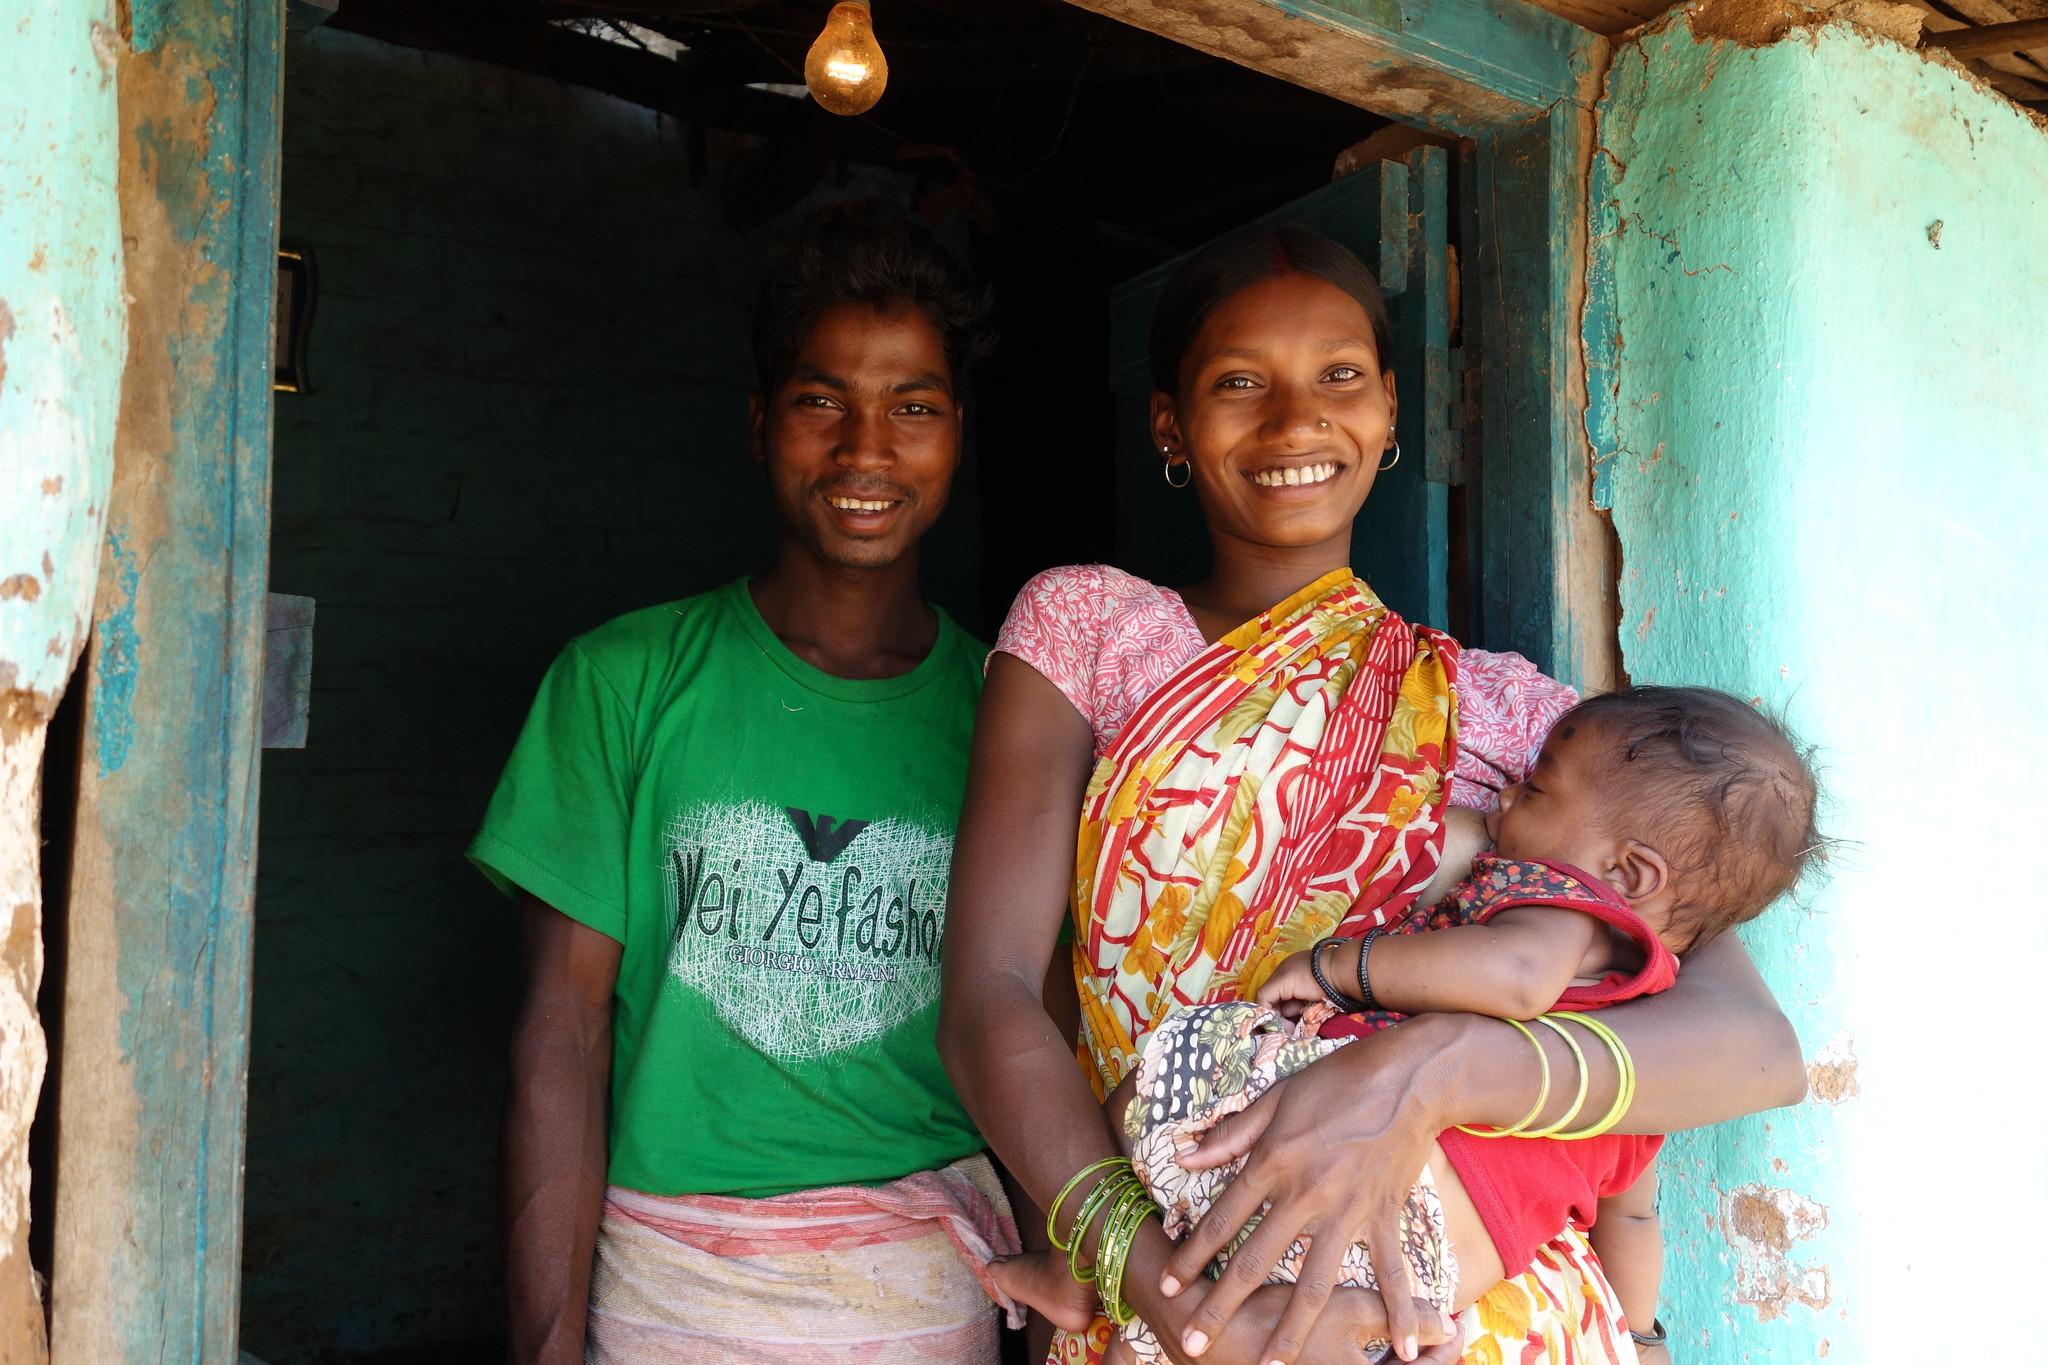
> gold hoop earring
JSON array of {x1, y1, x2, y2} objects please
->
[
  {"x1": 1378, "y1": 441, "x2": 1402, "y2": 473},
  {"x1": 1162, "y1": 452, "x2": 1192, "y2": 489}
]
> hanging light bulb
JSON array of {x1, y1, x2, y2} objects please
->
[{"x1": 804, "y1": 1, "x2": 888, "y2": 116}]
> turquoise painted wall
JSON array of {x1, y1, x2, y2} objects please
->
[
  {"x1": 245, "y1": 30, "x2": 973, "y2": 1359},
  {"x1": 0, "y1": 0, "x2": 125, "y2": 1346},
  {"x1": 0, "y1": 2, "x2": 125, "y2": 700},
  {"x1": 1592, "y1": 15, "x2": 2048, "y2": 1362}
]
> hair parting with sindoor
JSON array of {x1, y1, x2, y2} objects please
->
[
  {"x1": 751, "y1": 198, "x2": 996, "y2": 395},
  {"x1": 1148, "y1": 224, "x2": 1396, "y2": 393}
]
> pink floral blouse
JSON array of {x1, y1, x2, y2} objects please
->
[{"x1": 993, "y1": 563, "x2": 1577, "y2": 809}]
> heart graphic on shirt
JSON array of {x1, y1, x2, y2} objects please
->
[{"x1": 662, "y1": 799, "x2": 952, "y2": 1062}]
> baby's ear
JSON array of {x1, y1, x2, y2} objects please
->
[{"x1": 1611, "y1": 841, "x2": 1670, "y2": 906}]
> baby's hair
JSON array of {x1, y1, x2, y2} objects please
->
[
  {"x1": 1564, "y1": 686, "x2": 1820, "y2": 954},
  {"x1": 1148, "y1": 223, "x2": 1394, "y2": 393}
]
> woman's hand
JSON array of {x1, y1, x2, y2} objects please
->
[
  {"x1": 1145, "y1": 1285, "x2": 1460, "y2": 1365},
  {"x1": 1158, "y1": 1016, "x2": 1471, "y2": 1364}
]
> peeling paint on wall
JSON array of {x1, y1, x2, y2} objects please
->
[
  {"x1": 88, "y1": 532, "x2": 138, "y2": 778},
  {"x1": 1594, "y1": 9, "x2": 2048, "y2": 1361},
  {"x1": 1805, "y1": 1033, "x2": 1859, "y2": 1104},
  {"x1": 1723, "y1": 1184, "x2": 1831, "y2": 1320},
  {"x1": 0, "y1": 0, "x2": 129, "y2": 1357}
]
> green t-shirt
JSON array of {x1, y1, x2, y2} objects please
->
[{"x1": 470, "y1": 579, "x2": 986, "y2": 1197}]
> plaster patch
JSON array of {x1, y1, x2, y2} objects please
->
[
  {"x1": 0, "y1": 727, "x2": 51, "y2": 1287},
  {"x1": 1688, "y1": 0, "x2": 1805, "y2": 47},
  {"x1": 1723, "y1": 1184, "x2": 1831, "y2": 1320},
  {"x1": 1688, "y1": 0, "x2": 1923, "y2": 48},
  {"x1": 1805, "y1": 1032, "x2": 1860, "y2": 1103}
]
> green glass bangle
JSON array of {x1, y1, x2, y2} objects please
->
[
  {"x1": 1064, "y1": 1170, "x2": 1142, "y2": 1285},
  {"x1": 1047, "y1": 1157, "x2": 1128, "y2": 1253},
  {"x1": 1093, "y1": 1184, "x2": 1161, "y2": 1326},
  {"x1": 1454, "y1": 1016, "x2": 1552, "y2": 1138},
  {"x1": 1519, "y1": 1013, "x2": 1592, "y2": 1139},
  {"x1": 1545, "y1": 1012, "x2": 1636, "y2": 1141}
]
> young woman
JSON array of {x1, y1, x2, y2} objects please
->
[{"x1": 938, "y1": 225, "x2": 1805, "y2": 1365}]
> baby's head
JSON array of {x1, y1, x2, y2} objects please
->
[{"x1": 1485, "y1": 686, "x2": 1820, "y2": 955}]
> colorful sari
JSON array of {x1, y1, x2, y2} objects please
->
[{"x1": 1050, "y1": 569, "x2": 1633, "y2": 1365}]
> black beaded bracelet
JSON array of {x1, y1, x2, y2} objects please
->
[
  {"x1": 1629, "y1": 1318, "x2": 1668, "y2": 1348},
  {"x1": 1308, "y1": 937, "x2": 1364, "y2": 1011},
  {"x1": 1354, "y1": 928, "x2": 1385, "y2": 1011}
]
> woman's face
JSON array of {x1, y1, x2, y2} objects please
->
[{"x1": 1153, "y1": 272, "x2": 1397, "y2": 557}]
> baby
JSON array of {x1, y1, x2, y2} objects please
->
[{"x1": 996, "y1": 685, "x2": 1820, "y2": 1364}]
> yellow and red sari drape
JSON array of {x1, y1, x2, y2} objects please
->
[
  {"x1": 1069, "y1": 569, "x2": 1457, "y2": 1091},
  {"x1": 1051, "y1": 569, "x2": 1634, "y2": 1365}
]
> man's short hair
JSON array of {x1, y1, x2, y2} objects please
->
[{"x1": 751, "y1": 200, "x2": 995, "y2": 394}]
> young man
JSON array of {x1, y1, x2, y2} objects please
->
[{"x1": 472, "y1": 204, "x2": 1012, "y2": 1362}]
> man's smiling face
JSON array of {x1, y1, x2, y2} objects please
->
[{"x1": 752, "y1": 299, "x2": 962, "y2": 572}]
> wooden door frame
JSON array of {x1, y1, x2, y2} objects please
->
[
  {"x1": 49, "y1": 1, "x2": 284, "y2": 1358},
  {"x1": 1064, "y1": 0, "x2": 1620, "y2": 689},
  {"x1": 39, "y1": 2, "x2": 1613, "y2": 1355}
]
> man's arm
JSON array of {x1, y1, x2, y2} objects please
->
[{"x1": 503, "y1": 895, "x2": 622, "y2": 1364}]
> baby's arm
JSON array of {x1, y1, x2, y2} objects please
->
[
  {"x1": 1590, "y1": 1162, "x2": 1665, "y2": 1358},
  {"x1": 1260, "y1": 906, "x2": 1606, "y2": 1019}
]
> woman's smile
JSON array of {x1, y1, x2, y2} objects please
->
[
  {"x1": 1154, "y1": 271, "x2": 1398, "y2": 558},
  {"x1": 1245, "y1": 459, "x2": 1344, "y2": 491}
]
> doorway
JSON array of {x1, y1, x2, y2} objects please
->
[
  {"x1": 240, "y1": 7, "x2": 1440, "y2": 1358},
  {"x1": 33, "y1": 0, "x2": 1611, "y2": 1358}
]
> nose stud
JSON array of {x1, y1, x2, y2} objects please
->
[{"x1": 1317, "y1": 419, "x2": 1330, "y2": 430}]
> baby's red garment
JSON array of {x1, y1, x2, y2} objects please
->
[{"x1": 1319, "y1": 854, "x2": 1676, "y2": 1276}]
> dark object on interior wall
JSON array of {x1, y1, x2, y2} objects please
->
[
  {"x1": 262, "y1": 593, "x2": 316, "y2": 748},
  {"x1": 275, "y1": 245, "x2": 317, "y2": 394}
]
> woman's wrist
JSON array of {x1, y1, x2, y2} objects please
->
[
  {"x1": 1407, "y1": 1011, "x2": 1538, "y2": 1132},
  {"x1": 1121, "y1": 1220, "x2": 1192, "y2": 1341}
]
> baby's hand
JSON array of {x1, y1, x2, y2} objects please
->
[
  {"x1": 1254, "y1": 948, "x2": 1329, "y2": 1017},
  {"x1": 989, "y1": 1250, "x2": 1101, "y2": 1333}
]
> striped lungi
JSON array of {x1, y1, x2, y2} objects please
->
[{"x1": 587, "y1": 1152, "x2": 1023, "y2": 1363}]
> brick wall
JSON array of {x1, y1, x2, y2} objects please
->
[{"x1": 246, "y1": 29, "x2": 974, "y2": 1359}]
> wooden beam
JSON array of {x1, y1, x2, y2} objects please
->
[
  {"x1": 50, "y1": 0, "x2": 282, "y2": 1357},
  {"x1": 1923, "y1": 16, "x2": 2048, "y2": 55},
  {"x1": 1059, "y1": 0, "x2": 1607, "y2": 135}
]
